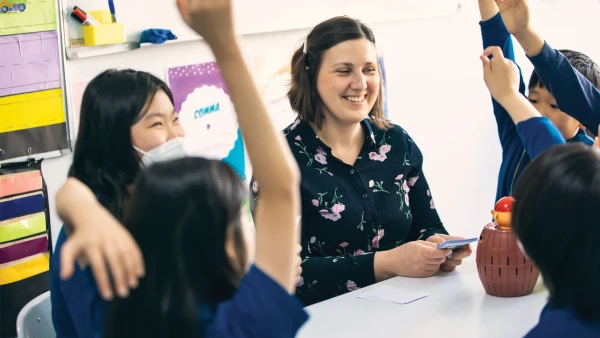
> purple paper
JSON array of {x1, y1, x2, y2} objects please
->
[
  {"x1": 168, "y1": 62, "x2": 229, "y2": 113},
  {"x1": 0, "y1": 31, "x2": 61, "y2": 97}
]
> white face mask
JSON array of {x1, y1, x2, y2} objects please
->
[{"x1": 134, "y1": 137, "x2": 187, "y2": 167}]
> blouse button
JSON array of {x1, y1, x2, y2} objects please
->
[
  {"x1": 362, "y1": 194, "x2": 368, "y2": 199},
  {"x1": 350, "y1": 169, "x2": 355, "y2": 174}
]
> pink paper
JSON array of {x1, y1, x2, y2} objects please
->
[{"x1": 0, "y1": 31, "x2": 60, "y2": 97}]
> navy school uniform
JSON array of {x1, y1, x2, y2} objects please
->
[
  {"x1": 479, "y1": 13, "x2": 593, "y2": 203},
  {"x1": 51, "y1": 229, "x2": 308, "y2": 338},
  {"x1": 525, "y1": 305, "x2": 600, "y2": 337}
]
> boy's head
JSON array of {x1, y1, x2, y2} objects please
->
[
  {"x1": 527, "y1": 49, "x2": 600, "y2": 140},
  {"x1": 512, "y1": 143, "x2": 600, "y2": 322}
]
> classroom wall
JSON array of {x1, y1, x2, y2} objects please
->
[{"x1": 43, "y1": 0, "x2": 600, "y2": 248}]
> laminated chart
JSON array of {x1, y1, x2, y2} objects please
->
[
  {"x1": 0, "y1": 31, "x2": 61, "y2": 96},
  {"x1": 0, "y1": 0, "x2": 57, "y2": 36}
]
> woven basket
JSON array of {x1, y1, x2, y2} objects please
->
[{"x1": 476, "y1": 222, "x2": 540, "y2": 297}]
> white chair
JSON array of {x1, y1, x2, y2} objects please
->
[{"x1": 16, "y1": 291, "x2": 56, "y2": 338}]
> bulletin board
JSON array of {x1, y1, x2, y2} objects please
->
[{"x1": 0, "y1": 0, "x2": 70, "y2": 163}]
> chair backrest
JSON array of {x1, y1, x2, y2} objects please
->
[{"x1": 16, "y1": 291, "x2": 56, "y2": 338}]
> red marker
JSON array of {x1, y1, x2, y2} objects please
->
[{"x1": 73, "y1": 7, "x2": 99, "y2": 25}]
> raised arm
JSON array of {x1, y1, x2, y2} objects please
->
[
  {"x1": 496, "y1": 0, "x2": 600, "y2": 133},
  {"x1": 481, "y1": 46, "x2": 565, "y2": 157},
  {"x1": 478, "y1": 0, "x2": 527, "y2": 150},
  {"x1": 177, "y1": 0, "x2": 300, "y2": 293}
]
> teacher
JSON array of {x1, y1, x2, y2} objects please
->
[{"x1": 250, "y1": 16, "x2": 472, "y2": 306}]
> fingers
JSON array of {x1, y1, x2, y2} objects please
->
[
  {"x1": 480, "y1": 54, "x2": 491, "y2": 71},
  {"x1": 425, "y1": 234, "x2": 445, "y2": 245},
  {"x1": 59, "y1": 240, "x2": 77, "y2": 280},
  {"x1": 483, "y1": 46, "x2": 505, "y2": 60},
  {"x1": 442, "y1": 258, "x2": 463, "y2": 268},
  {"x1": 440, "y1": 264, "x2": 457, "y2": 272},
  {"x1": 451, "y1": 247, "x2": 472, "y2": 261},
  {"x1": 104, "y1": 243, "x2": 129, "y2": 298},
  {"x1": 86, "y1": 248, "x2": 113, "y2": 300},
  {"x1": 117, "y1": 235, "x2": 143, "y2": 289},
  {"x1": 419, "y1": 241, "x2": 452, "y2": 258}
]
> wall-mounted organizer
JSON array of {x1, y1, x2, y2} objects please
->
[
  {"x1": 0, "y1": 0, "x2": 71, "y2": 164},
  {"x1": 0, "y1": 160, "x2": 53, "y2": 338}
]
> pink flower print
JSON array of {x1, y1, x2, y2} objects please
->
[
  {"x1": 371, "y1": 229, "x2": 385, "y2": 249},
  {"x1": 379, "y1": 144, "x2": 391, "y2": 155},
  {"x1": 402, "y1": 180, "x2": 409, "y2": 192},
  {"x1": 319, "y1": 203, "x2": 345, "y2": 221},
  {"x1": 297, "y1": 276, "x2": 304, "y2": 287},
  {"x1": 369, "y1": 152, "x2": 387, "y2": 162},
  {"x1": 408, "y1": 176, "x2": 419, "y2": 187},
  {"x1": 331, "y1": 203, "x2": 345, "y2": 215},
  {"x1": 316, "y1": 146, "x2": 326, "y2": 155},
  {"x1": 353, "y1": 249, "x2": 365, "y2": 256},
  {"x1": 405, "y1": 193, "x2": 410, "y2": 207},
  {"x1": 319, "y1": 210, "x2": 341, "y2": 221},
  {"x1": 346, "y1": 280, "x2": 359, "y2": 292},
  {"x1": 430, "y1": 198, "x2": 436, "y2": 209},
  {"x1": 252, "y1": 181, "x2": 259, "y2": 193},
  {"x1": 290, "y1": 119, "x2": 301, "y2": 130},
  {"x1": 339, "y1": 242, "x2": 349, "y2": 248},
  {"x1": 395, "y1": 174, "x2": 404, "y2": 181},
  {"x1": 311, "y1": 199, "x2": 319, "y2": 207},
  {"x1": 315, "y1": 152, "x2": 327, "y2": 165},
  {"x1": 295, "y1": 135, "x2": 302, "y2": 141}
]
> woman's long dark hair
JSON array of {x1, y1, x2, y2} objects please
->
[
  {"x1": 104, "y1": 157, "x2": 248, "y2": 338},
  {"x1": 68, "y1": 69, "x2": 173, "y2": 220}
]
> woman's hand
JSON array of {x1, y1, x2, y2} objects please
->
[
  {"x1": 375, "y1": 241, "x2": 451, "y2": 281},
  {"x1": 426, "y1": 234, "x2": 473, "y2": 272}
]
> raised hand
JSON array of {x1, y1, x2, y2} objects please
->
[
  {"x1": 480, "y1": 46, "x2": 521, "y2": 104},
  {"x1": 495, "y1": 0, "x2": 531, "y2": 35},
  {"x1": 175, "y1": 0, "x2": 235, "y2": 49}
]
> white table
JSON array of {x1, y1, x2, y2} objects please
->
[{"x1": 297, "y1": 256, "x2": 548, "y2": 338}]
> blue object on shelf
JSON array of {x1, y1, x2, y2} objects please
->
[{"x1": 140, "y1": 29, "x2": 178, "y2": 44}]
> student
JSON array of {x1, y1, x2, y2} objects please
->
[
  {"x1": 250, "y1": 16, "x2": 472, "y2": 306},
  {"x1": 478, "y1": 0, "x2": 596, "y2": 203},
  {"x1": 495, "y1": 0, "x2": 600, "y2": 135},
  {"x1": 50, "y1": 69, "x2": 180, "y2": 337},
  {"x1": 51, "y1": 0, "x2": 306, "y2": 336},
  {"x1": 511, "y1": 143, "x2": 600, "y2": 337}
]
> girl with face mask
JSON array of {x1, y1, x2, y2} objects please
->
[{"x1": 50, "y1": 1, "x2": 306, "y2": 336}]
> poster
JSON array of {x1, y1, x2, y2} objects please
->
[
  {"x1": 0, "y1": 0, "x2": 57, "y2": 37},
  {"x1": 167, "y1": 62, "x2": 246, "y2": 179},
  {"x1": 0, "y1": 32, "x2": 60, "y2": 97},
  {"x1": 249, "y1": 50, "x2": 297, "y2": 131},
  {"x1": 68, "y1": 79, "x2": 91, "y2": 136}
]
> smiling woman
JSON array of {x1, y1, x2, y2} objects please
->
[{"x1": 250, "y1": 16, "x2": 474, "y2": 306}]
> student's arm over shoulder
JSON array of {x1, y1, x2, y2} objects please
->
[
  {"x1": 208, "y1": 265, "x2": 309, "y2": 338},
  {"x1": 528, "y1": 41, "x2": 600, "y2": 132}
]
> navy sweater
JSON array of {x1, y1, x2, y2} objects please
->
[{"x1": 480, "y1": 14, "x2": 594, "y2": 202}]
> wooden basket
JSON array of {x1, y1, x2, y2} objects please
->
[{"x1": 476, "y1": 222, "x2": 540, "y2": 297}]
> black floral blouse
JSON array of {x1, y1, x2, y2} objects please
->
[{"x1": 250, "y1": 118, "x2": 447, "y2": 306}]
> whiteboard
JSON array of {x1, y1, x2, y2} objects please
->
[{"x1": 62, "y1": 0, "x2": 460, "y2": 45}]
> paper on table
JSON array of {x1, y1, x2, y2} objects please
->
[
  {"x1": 357, "y1": 285, "x2": 430, "y2": 304},
  {"x1": 0, "y1": 32, "x2": 61, "y2": 97}
]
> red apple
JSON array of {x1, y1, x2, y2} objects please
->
[{"x1": 494, "y1": 196, "x2": 515, "y2": 213}]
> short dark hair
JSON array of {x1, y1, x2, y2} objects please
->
[
  {"x1": 288, "y1": 16, "x2": 390, "y2": 130},
  {"x1": 69, "y1": 69, "x2": 173, "y2": 220},
  {"x1": 512, "y1": 143, "x2": 600, "y2": 322},
  {"x1": 528, "y1": 49, "x2": 600, "y2": 91},
  {"x1": 104, "y1": 157, "x2": 248, "y2": 338}
]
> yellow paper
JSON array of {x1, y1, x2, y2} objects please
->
[
  {"x1": 0, "y1": 252, "x2": 49, "y2": 285},
  {"x1": 0, "y1": 88, "x2": 65, "y2": 133},
  {"x1": 0, "y1": 0, "x2": 57, "y2": 36}
]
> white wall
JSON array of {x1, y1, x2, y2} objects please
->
[{"x1": 44, "y1": 0, "x2": 600, "y2": 249}]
